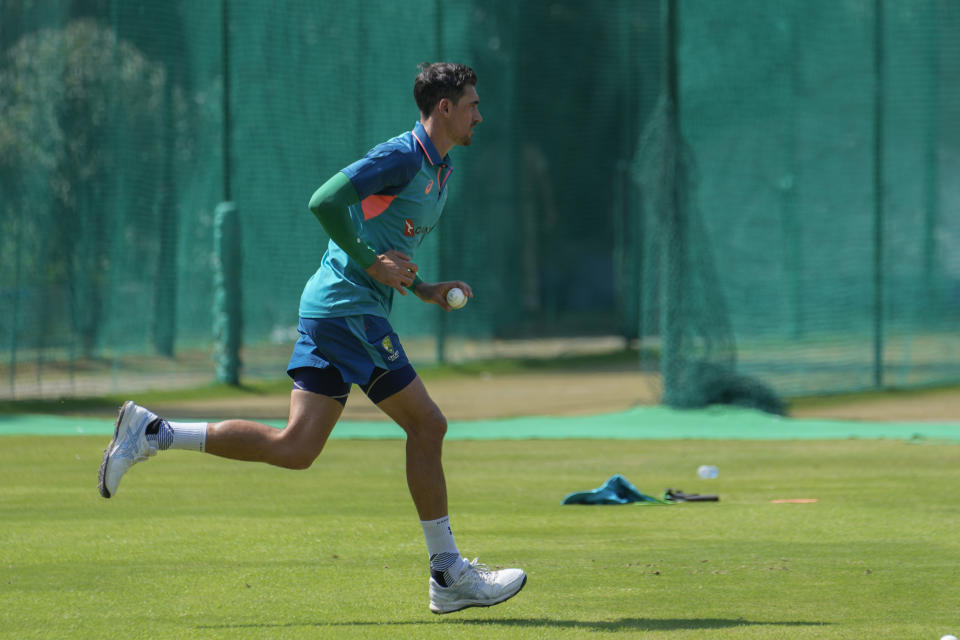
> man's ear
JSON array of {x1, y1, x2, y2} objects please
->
[{"x1": 438, "y1": 98, "x2": 451, "y2": 116}]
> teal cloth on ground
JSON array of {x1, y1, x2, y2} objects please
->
[
  {"x1": 562, "y1": 474, "x2": 673, "y2": 505},
  {"x1": 1, "y1": 406, "x2": 959, "y2": 441}
]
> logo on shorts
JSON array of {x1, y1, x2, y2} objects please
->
[{"x1": 382, "y1": 336, "x2": 401, "y2": 362}]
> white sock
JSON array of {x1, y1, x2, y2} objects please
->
[
  {"x1": 421, "y1": 516, "x2": 466, "y2": 587},
  {"x1": 164, "y1": 421, "x2": 207, "y2": 451}
]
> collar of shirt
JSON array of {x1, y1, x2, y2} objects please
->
[{"x1": 411, "y1": 121, "x2": 452, "y2": 168}]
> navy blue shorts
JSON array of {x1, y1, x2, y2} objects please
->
[{"x1": 286, "y1": 315, "x2": 417, "y2": 405}]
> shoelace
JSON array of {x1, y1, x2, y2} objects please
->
[
  {"x1": 464, "y1": 558, "x2": 499, "y2": 584},
  {"x1": 466, "y1": 557, "x2": 488, "y2": 572}
]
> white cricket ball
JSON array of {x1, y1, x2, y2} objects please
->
[
  {"x1": 697, "y1": 465, "x2": 718, "y2": 479},
  {"x1": 941, "y1": 635, "x2": 958, "y2": 640},
  {"x1": 446, "y1": 287, "x2": 467, "y2": 309}
]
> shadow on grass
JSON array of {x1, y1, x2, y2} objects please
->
[
  {"x1": 197, "y1": 617, "x2": 829, "y2": 632},
  {"x1": 459, "y1": 618, "x2": 829, "y2": 631}
]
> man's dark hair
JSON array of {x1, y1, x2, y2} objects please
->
[{"x1": 413, "y1": 62, "x2": 478, "y2": 117}]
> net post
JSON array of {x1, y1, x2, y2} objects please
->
[
  {"x1": 922, "y1": 7, "x2": 941, "y2": 322},
  {"x1": 221, "y1": 0, "x2": 232, "y2": 202},
  {"x1": 872, "y1": 0, "x2": 885, "y2": 389},
  {"x1": 659, "y1": 0, "x2": 684, "y2": 406},
  {"x1": 213, "y1": 202, "x2": 242, "y2": 385}
]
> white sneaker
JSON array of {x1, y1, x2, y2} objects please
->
[
  {"x1": 97, "y1": 401, "x2": 158, "y2": 498},
  {"x1": 429, "y1": 557, "x2": 527, "y2": 614}
]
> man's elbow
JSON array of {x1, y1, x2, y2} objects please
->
[{"x1": 308, "y1": 190, "x2": 324, "y2": 216}]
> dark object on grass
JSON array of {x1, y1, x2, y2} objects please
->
[{"x1": 664, "y1": 488, "x2": 719, "y2": 502}]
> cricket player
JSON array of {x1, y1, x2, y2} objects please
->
[{"x1": 98, "y1": 62, "x2": 526, "y2": 614}]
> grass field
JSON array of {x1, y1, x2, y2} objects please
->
[{"x1": 2, "y1": 434, "x2": 959, "y2": 639}]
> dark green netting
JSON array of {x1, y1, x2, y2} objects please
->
[{"x1": 1, "y1": 0, "x2": 958, "y2": 408}]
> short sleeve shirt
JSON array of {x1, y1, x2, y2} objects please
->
[{"x1": 299, "y1": 122, "x2": 453, "y2": 318}]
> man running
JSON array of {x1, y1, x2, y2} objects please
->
[{"x1": 98, "y1": 62, "x2": 526, "y2": 615}]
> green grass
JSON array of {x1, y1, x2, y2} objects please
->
[{"x1": 2, "y1": 436, "x2": 959, "y2": 639}]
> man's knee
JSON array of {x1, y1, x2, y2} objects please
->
[
  {"x1": 408, "y1": 408, "x2": 447, "y2": 443},
  {"x1": 279, "y1": 449, "x2": 317, "y2": 470},
  {"x1": 430, "y1": 412, "x2": 448, "y2": 440},
  {"x1": 274, "y1": 424, "x2": 325, "y2": 470}
]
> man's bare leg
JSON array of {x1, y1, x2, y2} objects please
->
[
  {"x1": 374, "y1": 373, "x2": 526, "y2": 613},
  {"x1": 99, "y1": 390, "x2": 343, "y2": 498},
  {"x1": 375, "y1": 375, "x2": 448, "y2": 520},
  {"x1": 205, "y1": 390, "x2": 343, "y2": 469}
]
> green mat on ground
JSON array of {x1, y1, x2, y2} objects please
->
[{"x1": 1, "y1": 406, "x2": 958, "y2": 441}]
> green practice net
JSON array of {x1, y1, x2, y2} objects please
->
[
  {"x1": 636, "y1": 0, "x2": 960, "y2": 407},
  {"x1": 1, "y1": 0, "x2": 959, "y2": 407}
]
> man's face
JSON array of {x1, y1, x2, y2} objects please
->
[{"x1": 445, "y1": 84, "x2": 482, "y2": 147}]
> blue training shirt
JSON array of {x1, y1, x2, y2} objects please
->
[{"x1": 299, "y1": 122, "x2": 453, "y2": 319}]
